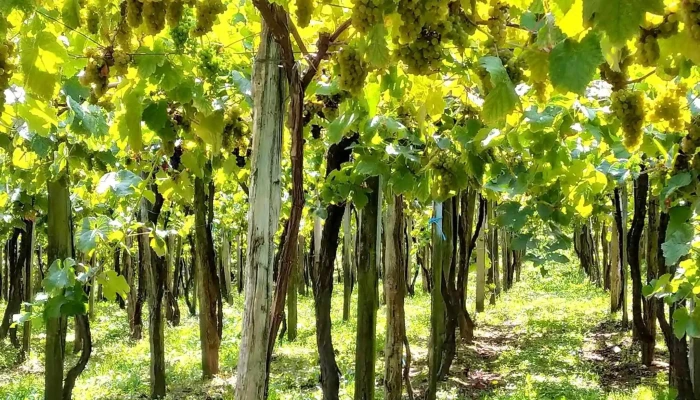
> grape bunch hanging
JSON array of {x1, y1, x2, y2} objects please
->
[
  {"x1": 296, "y1": 0, "x2": 314, "y2": 28},
  {"x1": 636, "y1": 13, "x2": 679, "y2": 66},
  {"x1": 486, "y1": 0, "x2": 509, "y2": 47},
  {"x1": 681, "y1": 0, "x2": 700, "y2": 40},
  {"x1": 650, "y1": 84, "x2": 686, "y2": 131},
  {"x1": 611, "y1": 89, "x2": 646, "y2": 150},
  {"x1": 351, "y1": 0, "x2": 385, "y2": 33},
  {"x1": 337, "y1": 47, "x2": 368, "y2": 94},
  {"x1": 396, "y1": 28, "x2": 444, "y2": 75}
]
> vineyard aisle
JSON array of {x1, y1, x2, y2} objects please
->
[{"x1": 0, "y1": 262, "x2": 669, "y2": 399}]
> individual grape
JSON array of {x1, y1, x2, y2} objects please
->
[
  {"x1": 167, "y1": 0, "x2": 185, "y2": 26},
  {"x1": 0, "y1": 41, "x2": 16, "y2": 118},
  {"x1": 143, "y1": 0, "x2": 168, "y2": 35},
  {"x1": 351, "y1": 0, "x2": 384, "y2": 33},
  {"x1": 397, "y1": 0, "x2": 425, "y2": 43},
  {"x1": 337, "y1": 46, "x2": 368, "y2": 93},
  {"x1": 126, "y1": 0, "x2": 144, "y2": 28},
  {"x1": 296, "y1": 0, "x2": 313, "y2": 28},
  {"x1": 486, "y1": 0, "x2": 509, "y2": 47},
  {"x1": 396, "y1": 28, "x2": 443, "y2": 75},
  {"x1": 650, "y1": 85, "x2": 686, "y2": 131},
  {"x1": 681, "y1": 0, "x2": 700, "y2": 41},
  {"x1": 193, "y1": 0, "x2": 226, "y2": 36},
  {"x1": 611, "y1": 89, "x2": 646, "y2": 150},
  {"x1": 86, "y1": 6, "x2": 100, "y2": 35}
]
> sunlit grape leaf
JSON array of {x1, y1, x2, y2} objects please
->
[
  {"x1": 61, "y1": 0, "x2": 81, "y2": 29},
  {"x1": 17, "y1": 97, "x2": 58, "y2": 137},
  {"x1": 76, "y1": 216, "x2": 114, "y2": 253},
  {"x1": 20, "y1": 31, "x2": 69, "y2": 100},
  {"x1": 586, "y1": 0, "x2": 662, "y2": 45},
  {"x1": 122, "y1": 85, "x2": 144, "y2": 151},
  {"x1": 12, "y1": 148, "x2": 37, "y2": 170},
  {"x1": 97, "y1": 270, "x2": 130, "y2": 301},
  {"x1": 365, "y1": 24, "x2": 390, "y2": 69},
  {"x1": 549, "y1": 32, "x2": 603, "y2": 94},
  {"x1": 479, "y1": 57, "x2": 519, "y2": 126},
  {"x1": 96, "y1": 170, "x2": 143, "y2": 197}
]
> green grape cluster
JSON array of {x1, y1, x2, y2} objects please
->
[
  {"x1": 142, "y1": 0, "x2": 168, "y2": 35},
  {"x1": 193, "y1": 0, "x2": 226, "y2": 36},
  {"x1": 396, "y1": 29, "x2": 443, "y2": 75},
  {"x1": 86, "y1": 5, "x2": 100, "y2": 35},
  {"x1": 296, "y1": 0, "x2": 313, "y2": 28},
  {"x1": 636, "y1": 31, "x2": 659, "y2": 66},
  {"x1": 500, "y1": 49, "x2": 526, "y2": 84},
  {"x1": 397, "y1": 0, "x2": 425, "y2": 43},
  {"x1": 79, "y1": 47, "x2": 109, "y2": 100},
  {"x1": 170, "y1": 8, "x2": 194, "y2": 50},
  {"x1": 423, "y1": 0, "x2": 450, "y2": 25},
  {"x1": 441, "y1": 11, "x2": 477, "y2": 50},
  {"x1": 651, "y1": 84, "x2": 686, "y2": 131},
  {"x1": 337, "y1": 47, "x2": 368, "y2": 94},
  {"x1": 126, "y1": 0, "x2": 144, "y2": 27},
  {"x1": 681, "y1": 0, "x2": 700, "y2": 40},
  {"x1": 429, "y1": 151, "x2": 460, "y2": 199},
  {"x1": 112, "y1": 50, "x2": 131, "y2": 76},
  {"x1": 116, "y1": 2, "x2": 133, "y2": 50},
  {"x1": 167, "y1": 0, "x2": 185, "y2": 26},
  {"x1": 198, "y1": 46, "x2": 223, "y2": 82},
  {"x1": 351, "y1": 0, "x2": 385, "y2": 33},
  {"x1": 223, "y1": 107, "x2": 250, "y2": 152},
  {"x1": 486, "y1": 0, "x2": 509, "y2": 46},
  {"x1": 636, "y1": 14, "x2": 679, "y2": 66},
  {"x1": 611, "y1": 89, "x2": 646, "y2": 150},
  {"x1": 0, "y1": 41, "x2": 15, "y2": 118},
  {"x1": 600, "y1": 48, "x2": 632, "y2": 91}
]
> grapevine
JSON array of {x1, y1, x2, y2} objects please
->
[
  {"x1": 337, "y1": 47, "x2": 368, "y2": 94},
  {"x1": 610, "y1": 89, "x2": 646, "y2": 150},
  {"x1": 600, "y1": 48, "x2": 632, "y2": 91},
  {"x1": 441, "y1": 11, "x2": 476, "y2": 50},
  {"x1": 116, "y1": 1, "x2": 133, "y2": 51},
  {"x1": 395, "y1": 28, "x2": 443, "y2": 75},
  {"x1": 167, "y1": 0, "x2": 186, "y2": 26},
  {"x1": 112, "y1": 50, "x2": 131, "y2": 76},
  {"x1": 0, "y1": 40, "x2": 15, "y2": 118},
  {"x1": 193, "y1": 0, "x2": 227, "y2": 36},
  {"x1": 296, "y1": 0, "x2": 313, "y2": 28},
  {"x1": 636, "y1": 13, "x2": 679, "y2": 66},
  {"x1": 198, "y1": 45, "x2": 223, "y2": 83}
]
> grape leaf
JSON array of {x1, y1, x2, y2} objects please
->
[
  {"x1": 479, "y1": 56, "x2": 519, "y2": 126},
  {"x1": 587, "y1": 0, "x2": 663, "y2": 45},
  {"x1": 549, "y1": 32, "x2": 603, "y2": 94}
]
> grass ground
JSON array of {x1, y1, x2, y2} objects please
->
[{"x1": 0, "y1": 262, "x2": 674, "y2": 399}]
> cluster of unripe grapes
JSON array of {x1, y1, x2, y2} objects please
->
[
  {"x1": 122, "y1": 0, "x2": 219, "y2": 37},
  {"x1": 198, "y1": 45, "x2": 223, "y2": 82},
  {"x1": 636, "y1": 13, "x2": 679, "y2": 66},
  {"x1": 610, "y1": 89, "x2": 646, "y2": 150},
  {"x1": 296, "y1": 0, "x2": 313, "y2": 28},
  {"x1": 441, "y1": 11, "x2": 477, "y2": 50},
  {"x1": 397, "y1": 0, "x2": 425, "y2": 43},
  {"x1": 670, "y1": 116, "x2": 700, "y2": 199},
  {"x1": 223, "y1": 107, "x2": 250, "y2": 153},
  {"x1": 79, "y1": 47, "x2": 131, "y2": 102},
  {"x1": 486, "y1": 0, "x2": 509, "y2": 46},
  {"x1": 429, "y1": 151, "x2": 460, "y2": 199},
  {"x1": 337, "y1": 47, "x2": 368, "y2": 94},
  {"x1": 395, "y1": 29, "x2": 443, "y2": 75},
  {"x1": 681, "y1": 0, "x2": 700, "y2": 40},
  {"x1": 0, "y1": 41, "x2": 15, "y2": 118},
  {"x1": 650, "y1": 84, "x2": 686, "y2": 131},
  {"x1": 86, "y1": 5, "x2": 101, "y2": 35},
  {"x1": 351, "y1": 0, "x2": 385, "y2": 33}
]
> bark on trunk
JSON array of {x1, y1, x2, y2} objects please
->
[
  {"x1": 342, "y1": 203, "x2": 352, "y2": 322},
  {"x1": 438, "y1": 197, "x2": 458, "y2": 380},
  {"x1": 602, "y1": 221, "x2": 610, "y2": 291},
  {"x1": 610, "y1": 211, "x2": 622, "y2": 313},
  {"x1": 384, "y1": 193, "x2": 406, "y2": 400},
  {"x1": 140, "y1": 192, "x2": 167, "y2": 398},
  {"x1": 287, "y1": 235, "x2": 302, "y2": 342},
  {"x1": 0, "y1": 228, "x2": 21, "y2": 344},
  {"x1": 457, "y1": 189, "x2": 476, "y2": 342},
  {"x1": 644, "y1": 195, "x2": 659, "y2": 367},
  {"x1": 164, "y1": 233, "x2": 180, "y2": 326},
  {"x1": 312, "y1": 134, "x2": 356, "y2": 400},
  {"x1": 235, "y1": 22, "x2": 284, "y2": 400},
  {"x1": 195, "y1": 176, "x2": 223, "y2": 378},
  {"x1": 21, "y1": 218, "x2": 35, "y2": 358},
  {"x1": 132, "y1": 228, "x2": 147, "y2": 340},
  {"x1": 354, "y1": 176, "x2": 379, "y2": 400},
  {"x1": 114, "y1": 247, "x2": 125, "y2": 309},
  {"x1": 222, "y1": 229, "x2": 233, "y2": 305},
  {"x1": 475, "y1": 199, "x2": 487, "y2": 313}
]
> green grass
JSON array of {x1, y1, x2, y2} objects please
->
[{"x1": 0, "y1": 262, "x2": 673, "y2": 399}]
